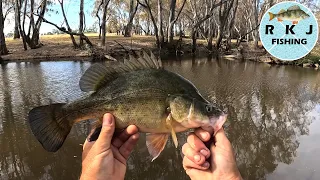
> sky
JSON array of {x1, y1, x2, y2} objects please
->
[{"x1": 3, "y1": 0, "x2": 97, "y2": 34}]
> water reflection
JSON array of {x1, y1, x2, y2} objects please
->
[{"x1": 0, "y1": 59, "x2": 320, "y2": 179}]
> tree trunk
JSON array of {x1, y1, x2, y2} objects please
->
[
  {"x1": 207, "y1": 19, "x2": 214, "y2": 51},
  {"x1": 215, "y1": 0, "x2": 234, "y2": 49},
  {"x1": 95, "y1": 1, "x2": 103, "y2": 39},
  {"x1": 101, "y1": 0, "x2": 111, "y2": 46},
  {"x1": 189, "y1": 0, "x2": 226, "y2": 53},
  {"x1": 157, "y1": 0, "x2": 164, "y2": 45},
  {"x1": 59, "y1": 0, "x2": 77, "y2": 48},
  {"x1": 79, "y1": 0, "x2": 84, "y2": 46},
  {"x1": 16, "y1": 0, "x2": 27, "y2": 50},
  {"x1": 0, "y1": 0, "x2": 8, "y2": 55},
  {"x1": 21, "y1": 0, "x2": 47, "y2": 49},
  {"x1": 143, "y1": 0, "x2": 159, "y2": 46},
  {"x1": 124, "y1": 0, "x2": 138, "y2": 37},
  {"x1": 13, "y1": 0, "x2": 20, "y2": 39},
  {"x1": 226, "y1": 0, "x2": 238, "y2": 50},
  {"x1": 167, "y1": 0, "x2": 176, "y2": 43},
  {"x1": 146, "y1": 11, "x2": 150, "y2": 35},
  {"x1": 191, "y1": 30, "x2": 197, "y2": 53},
  {"x1": 253, "y1": 0, "x2": 259, "y2": 48}
]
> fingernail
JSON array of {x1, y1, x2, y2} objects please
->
[
  {"x1": 201, "y1": 132, "x2": 208, "y2": 139},
  {"x1": 203, "y1": 162, "x2": 210, "y2": 168},
  {"x1": 200, "y1": 149, "x2": 208, "y2": 156},
  {"x1": 194, "y1": 155, "x2": 201, "y2": 162},
  {"x1": 103, "y1": 114, "x2": 113, "y2": 126}
]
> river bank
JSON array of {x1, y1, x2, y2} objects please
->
[
  {"x1": 1, "y1": 33, "x2": 319, "y2": 70},
  {"x1": 0, "y1": 33, "x2": 209, "y2": 62}
]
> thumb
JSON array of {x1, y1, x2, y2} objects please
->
[{"x1": 95, "y1": 113, "x2": 115, "y2": 148}]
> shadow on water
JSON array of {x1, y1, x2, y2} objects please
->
[{"x1": 0, "y1": 58, "x2": 320, "y2": 180}]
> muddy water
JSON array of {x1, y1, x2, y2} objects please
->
[{"x1": 0, "y1": 58, "x2": 320, "y2": 180}]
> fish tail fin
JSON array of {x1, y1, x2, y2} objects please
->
[
  {"x1": 28, "y1": 103, "x2": 71, "y2": 152},
  {"x1": 268, "y1": 12, "x2": 275, "y2": 21}
]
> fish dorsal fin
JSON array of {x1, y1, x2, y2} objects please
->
[
  {"x1": 79, "y1": 51, "x2": 162, "y2": 92},
  {"x1": 278, "y1": 9, "x2": 286, "y2": 14},
  {"x1": 288, "y1": 5, "x2": 300, "y2": 11}
]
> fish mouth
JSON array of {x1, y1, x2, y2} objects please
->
[{"x1": 201, "y1": 113, "x2": 227, "y2": 135}]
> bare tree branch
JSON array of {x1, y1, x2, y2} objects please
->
[
  {"x1": 3, "y1": 6, "x2": 14, "y2": 22},
  {"x1": 34, "y1": 13, "x2": 93, "y2": 47}
]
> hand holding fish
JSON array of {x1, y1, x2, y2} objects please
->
[
  {"x1": 80, "y1": 113, "x2": 140, "y2": 180},
  {"x1": 182, "y1": 128, "x2": 242, "y2": 180}
]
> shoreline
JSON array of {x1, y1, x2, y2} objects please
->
[{"x1": 0, "y1": 34, "x2": 319, "y2": 70}]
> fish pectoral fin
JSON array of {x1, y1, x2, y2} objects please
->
[
  {"x1": 277, "y1": 18, "x2": 283, "y2": 21},
  {"x1": 166, "y1": 113, "x2": 179, "y2": 148},
  {"x1": 146, "y1": 133, "x2": 169, "y2": 161}
]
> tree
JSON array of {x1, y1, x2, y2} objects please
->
[
  {"x1": 101, "y1": 0, "x2": 111, "y2": 46},
  {"x1": 157, "y1": 0, "x2": 164, "y2": 45},
  {"x1": 139, "y1": 0, "x2": 160, "y2": 46},
  {"x1": 13, "y1": 0, "x2": 20, "y2": 39},
  {"x1": 0, "y1": 0, "x2": 9, "y2": 55},
  {"x1": 124, "y1": 0, "x2": 139, "y2": 37},
  {"x1": 79, "y1": 0, "x2": 84, "y2": 46},
  {"x1": 167, "y1": 0, "x2": 186, "y2": 44},
  {"x1": 58, "y1": 0, "x2": 78, "y2": 48},
  {"x1": 215, "y1": 0, "x2": 235, "y2": 49},
  {"x1": 188, "y1": 0, "x2": 227, "y2": 53},
  {"x1": 20, "y1": 0, "x2": 48, "y2": 49}
]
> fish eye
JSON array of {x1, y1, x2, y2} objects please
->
[{"x1": 205, "y1": 105, "x2": 212, "y2": 112}]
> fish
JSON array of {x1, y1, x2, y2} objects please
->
[
  {"x1": 268, "y1": 5, "x2": 310, "y2": 24},
  {"x1": 28, "y1": 52, "x2": 227, "y2": 161}
]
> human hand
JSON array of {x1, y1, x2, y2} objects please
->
[
  {"x1": 80, "y1": 113, "x2": 140, "y2": 180},
  {"x1": 182, "y1": 128, "x2": 242, "y2": 180}
]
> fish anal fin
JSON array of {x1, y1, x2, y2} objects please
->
[
  {"x1": 292, "y1": 21, "x2": 299, "y2": 25},
  {"x1": 288, "y1": 5, "x2": 300, "y2": 11},
  {"x1": 146, "y1": 133, "x2": 169, "y2": 161},
  {"x1": 277, "y1": 18, "x2": 283, "y2": 22}
]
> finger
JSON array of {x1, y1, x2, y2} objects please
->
[
  {"x1": 119, "y1": 133, "x2": 140, "y2": 160},
  {"x1": 83, "y1": 139, "x2": 94, "y2": 151},
  {"x1": 214, "y1": 128, "x2": 231, "y2": 147},
  {"x1": 187, "y1": 133, "x2": 211, "y2": 159},
  {"x1": 111, "y1": 145, "x2": 127, "y2": 165},
  {"x1": 185, "y1": 168, "x2": 206, "y2": 179},
  {"x1": 182, "y1": 143, "x2": 206, "y2": 165},
  {"x1": 194, "y1": 128, "x2": 211, "y2": 142},
  {"x1": 183, "y1": 156, "x2": 210, "y2": 170},
  {"x1": 95, "y1": 113, "x2": 115, "y2": 149},
  {"x1": 112, "y1": 125, "x2": 139, "y2": 148},
  {"x1": 82, "y1": 139, "x2": 94, "y2": 160}
]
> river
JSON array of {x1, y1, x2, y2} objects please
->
[{"x1": 0, "y1": 58, "x2": 320, "y2": 180}]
